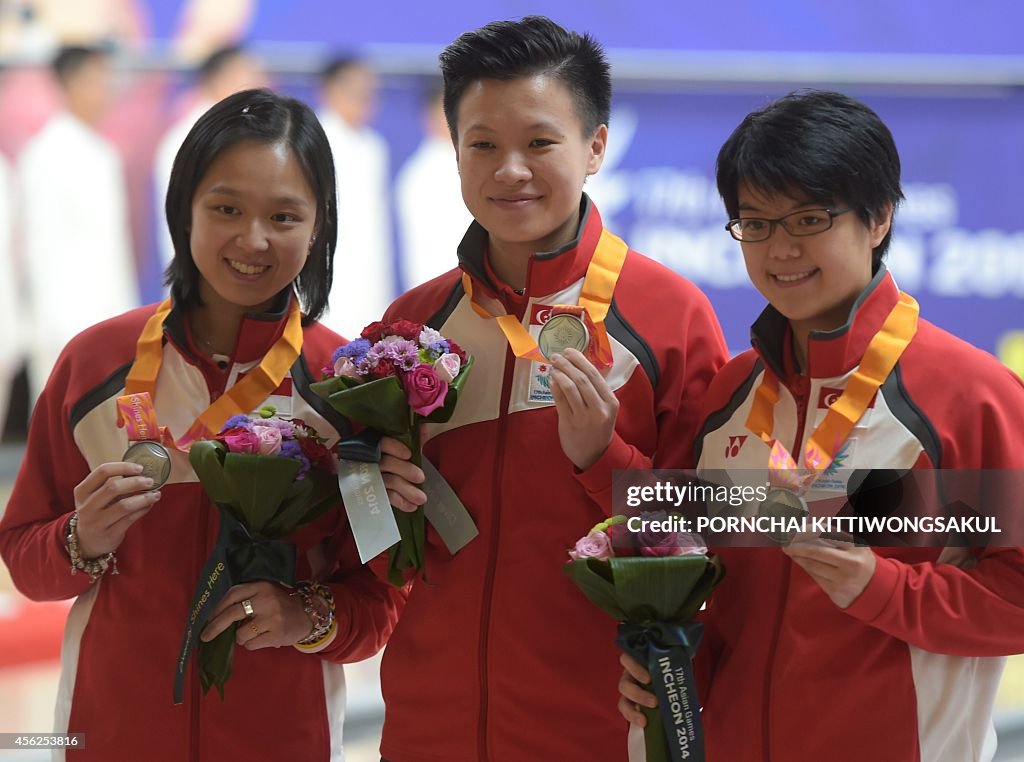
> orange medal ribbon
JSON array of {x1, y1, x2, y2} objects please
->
[
  {"x1": 745, "y1": 292, "x2": 919, "y2": 494},
  {"x1": 461, "y1": 227, "x2": 628, "y2": 369},
  {"x1": 116, "y1": 297, "x2": 304, "y2": 449}
]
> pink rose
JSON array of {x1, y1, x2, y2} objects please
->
[
  {"x1": 402, "y1": 365, "x2": 448, "y2": 416},
  {"x1": 433, "y1": 352, "x2": 461, "y2": 384},
  {"x1": 251, "y1": 424, "x2": 283, "y2": 456},
  {"x1": 222, "y1": 430, "x2": 260, "y2": 454},
  {"x1": 333, "y1": 355, "x2": 361, "y2": 379},
  {"x1": 569, "y1": 530, "x2": 614, "y2": 561},
  {"x1": 636, "y1": 511, "x2": 708, "y2": 557}
]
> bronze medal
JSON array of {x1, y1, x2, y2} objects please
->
[
  {"x1": 537, "y1": 313, "x2": 589, "y2": 361},
  {"x1": 757, "y1": 487, "x2": 808, "y2": 544},
  {"x1": 122, "y1": 440, "x2": 172, "y2": 489}
]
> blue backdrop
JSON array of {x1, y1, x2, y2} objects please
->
[{"x1": 145, "y1": 2, "x2": 1024, "y2": 364}]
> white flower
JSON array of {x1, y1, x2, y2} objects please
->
[{"x1": 420, "y1": 327, "x2": 444, "y2": 347}]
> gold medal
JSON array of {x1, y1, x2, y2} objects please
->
[
  {"x1": 757, "y1": 487, "x2": 808, "y2": 544},
  {"x1": 537, "y1": 313, "x2": 589, "y2": 361},
  {"x1": 122, "y1": 440, "x2": 172, "y2": 489}
]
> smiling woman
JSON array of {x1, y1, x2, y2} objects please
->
[
  {"x1": 452, "y1": 74, "x2": 607, "y2": 289},
  {"x1": 188, "y1": 140, "x2": 318, "y2": 355},
  {"x1": 0, "y1": 89, "x2": 416, "y2": 762}
]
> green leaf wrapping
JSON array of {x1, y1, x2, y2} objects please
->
[
  {"x1": 220, "y1": 453, "x2": 302, "y2": 535},
  {"x1": 564, "y1": 554, "x2": 724, "y2": 762},
  {"x1": 180, "y1": 446, "x2": 342, "y2": 701},
  {"x1": 312, "y1": 360, "x2": 475, "y2": 585},
  {"x1": 188, "y1": 441, "x2": 235, "y2": 505},
  {"x1": 563, "y1": 555, "x2": 723, "y2": 622},
  {"x1": 310, "y1": 376, "x2": 412, "y2": 436}
]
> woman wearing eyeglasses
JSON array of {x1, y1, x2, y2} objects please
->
[{"x1": 618, "y1": 90, "x2": 1024, "y2": 761}]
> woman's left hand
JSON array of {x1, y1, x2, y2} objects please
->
[{"x1": 200, "y1": 581, "x2": 313, "y2": 649}]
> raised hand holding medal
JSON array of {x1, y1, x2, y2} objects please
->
[
  {"x1": 122, "y1": 440, "x2": 172, "y2": 489},
  {"x1": 549, "y1": 347, "x2": 620, "y2": 471}
]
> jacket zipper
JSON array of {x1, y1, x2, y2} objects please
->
[
  {"x1": 762, "y1": 375, "x2": 809, "y2": 762},
  {"x1": 476, "y1": 346, "x2": 518, "y2": 762}
]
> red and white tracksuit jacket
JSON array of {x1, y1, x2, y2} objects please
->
[
  {"x1": 376, "y1": 196, "x2": 728, "y2": 762},
  {"x1": 691, "y1": 267, "x2": 1024, "y2": 762},
  {"x1": 0, "y1": 294, "x2": 403, "y2": 761}
]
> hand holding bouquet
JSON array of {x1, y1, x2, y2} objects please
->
[
  {"x1": 311, "y1": 320, "x2": 474, "y2": 586},
  {"x1": 564, "y1": 512, "x2": 723, "y2": 762},
  {"x1": 175, "y1": 408, "x2": 339, "y2": 702}
]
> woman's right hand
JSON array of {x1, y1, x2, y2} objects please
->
[
  {"x1": 72, "y1": 462, "x2": 162, "y2": 558},
  {"x1": 618, "y1": 652, "x2": 658, "y2": 726}
]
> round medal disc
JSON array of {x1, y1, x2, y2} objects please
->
[
  {"x1": 538, "y1": 314, "x2": 589, "y2": 360},
  {"x1": 757, "y1": 487, "x2": 809, "y2": 544},
  {"x1": 122, "y1": 440, "x2": 172, "y2": 489}
]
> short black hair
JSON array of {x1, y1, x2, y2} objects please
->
[
  {"x1": 439, "y1": 16, "x2": 611, "y2": 140},
  {"x1": 163, "y1": 88, "x2": 337, "y2": 324},
  {"x1": 716, "y1": 89, "x2": 904, "y2": 268},
  {"x1": 197, "y1": 45, "x2": 247, "y2": 85},
  {"x1": 321, "y1": 55, "x2": 367, "y2": 83},
  {"x1": 53, "y1": 45, "x2": 108, "y2": 86}
]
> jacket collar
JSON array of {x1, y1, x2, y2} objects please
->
[
  {"x1": 164, "y1": 289, "x2": 296, "y2": 368},
  {"x1": 456, "y1": 194, "x2": 604, "y2": 303},
  {"x1": 750, "y1": 264, "x2": 900, "y2": 381}
]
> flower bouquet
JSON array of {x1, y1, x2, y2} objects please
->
[
  {"x1": 174, "y1": 407, "x2": 339, "y2": 703},
  {"x1": 564, "y1": 511, "x2": 724, "y2": 762},
  {"x1": 310, "y1": 320, "x2": 474, "y2": 586}
]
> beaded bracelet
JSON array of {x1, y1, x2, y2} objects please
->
[
  {"x1": 292, "y1": 581, "x2": 336, "y2": 648},
  {"x1": 66, "y1": 511, "x2": 118, "y2": 582}
]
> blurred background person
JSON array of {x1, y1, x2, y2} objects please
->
[
  {"x1": 17, "y1": 45, "x2": 138, "y2": 402},
  {"x1": 152, "y1": 44, "x2": 265, "y2": 267},
  {"x1": 394, "y1": 81, "x2": 471, "y2": 290},
  {"x1": 318, "y1": 54, "x2": 394, "y2": 337},
  {"x1": 0, "y1": 151, "x2": 20, "y2": 436},
  {"x1": 170, "y1": 0, "x2": 256, "y2": 62}
]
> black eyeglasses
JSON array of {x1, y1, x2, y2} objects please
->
[{"x1": 725, "y1": 208, "x2": 853, "y2": 242}]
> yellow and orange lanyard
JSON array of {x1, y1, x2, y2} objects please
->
[
  {"x1": 461, "y1": 228, "x2": 628, "y2": 366},
  {"x1": 745, "y1": 292, "x2": 919, "y2": 490},
  {"x1": 116, "y1": 297, "x2": 303, "y2": 449}
]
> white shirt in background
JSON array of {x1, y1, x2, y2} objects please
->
[
  {"x1": 318, "y1": 109, "x2": 394, "y2": 338},
  {"x1": 395, "y1": 135, "x2": 471, "y2": 290},
  {"x1": 18, "y1": 112, "x2": 139, "y2": 399},
  {"x1": 152, "y1": 100, "x2": 212, "y2": 268},
  {"x1": 0, "y1": 152, "x2": 21, "y2": 432}
]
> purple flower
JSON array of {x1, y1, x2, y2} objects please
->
[
  {"x1": 222, "y1": 414, "x2": 253, "y2": 432},
  {"x1": 264, "y1": 418, "x2": 296, "y2": 437},
  {"x1": 427, "y1": 341, "x2": 450, "y2": 356},
  {"x1": 367, "y1": 341, "x2": 390, "y2": 362},
  {"x1": 280, "y1": 439, "x2": 311, "y2": 480},
  {"x1": 389, "y1": 339, "x2": 419, "y2": 370},
  {"x1": 336, "y1": 339, "x2": 371, "y2": 362}
]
